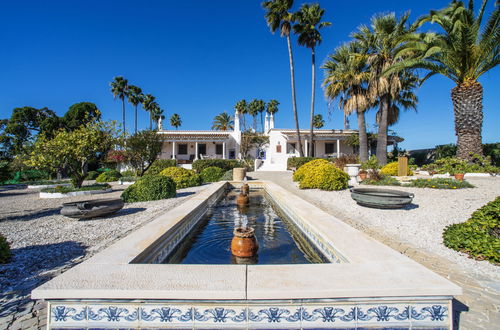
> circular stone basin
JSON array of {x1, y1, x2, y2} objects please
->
[
  {"x1": 350, "y1": 188, "x2": 414, "y2": 209},
  {"x1": 60, "y1": 198, "x2": 124, "y2": 219}
]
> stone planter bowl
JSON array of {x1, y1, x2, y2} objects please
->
[
  {"x1": 350, "y1": 188, "x2": 414, "y2": 209},
  {"x1": 61, "y1": 198, "x2": 124, "y2": 219}
]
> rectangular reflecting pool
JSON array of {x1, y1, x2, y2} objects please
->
[{"x1": 162, "y1": 189, "x2": 328, "y2": 264}]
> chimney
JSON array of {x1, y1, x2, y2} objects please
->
[
  {"x1": 234, "y1": 109, "x2": 241, "y2": 132},
  {"x1": 264, "y1": 112, "x2": 269, "y2": 132},
  {"x1": 269, "y1": 113, "x2": 275, "y2": 129}
]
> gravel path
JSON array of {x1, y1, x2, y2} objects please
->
[{"x1": 0, "y1": 182, "x2": 211, "y2": 329}]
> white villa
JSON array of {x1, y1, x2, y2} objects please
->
[{"x1": 157, "y1": 110, "x2": 402, "y2": 171}]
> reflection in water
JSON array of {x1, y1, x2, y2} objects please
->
[{"x1": 163, "y1": 189, "x2": 327, "y2": 265}]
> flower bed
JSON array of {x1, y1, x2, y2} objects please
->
[{"x1": 40, "y1": 184, "x2": 112, "y2": 198}]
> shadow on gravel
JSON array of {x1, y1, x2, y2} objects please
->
[
  {"x1": 176, "y1": 191, "x2": 196, "y2": 198},
  {"x1": 0, "y1": 207, "x2": 61, "y2": 222},
  {"x1": 78, "y1": 207, "x2": 147, "y2": 221},
  {"x1": 453, "y1": 298, "x2": 469, "y2": 329},
  {"x1": 0, "y1": 191, "x2": 30, "y2": 198}
]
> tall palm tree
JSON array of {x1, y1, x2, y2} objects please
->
[
  {"x1": 262, "y1": 0, "x2": 304, "y2": 156},
  {"x1": 212, "y1": 112, "x2": 234, "y2": 131},
  {"x1": 150, "y1": 103, "x2": 164, "y2": 130},
  {"x1": 387, "y1": 0, "x2": 499, "y2": 159},
  {"x1": 247, "y1": 99, "x2": 261, "y2": 132},
  {"x1": 128, "y1": 85, "x2": 143, "y2": 134},
  {"x1": 142, "y1": 94, "x2": 156, "y2": 130},
  {"x1": 110, "y1": 76, "x2": 129, "y2": 134},
  {"x1": 323, "y1": 42, "x2": 371, "y2": 162},
  {"x1": 293, "y1": 3, "x2": 331, "y2": 157},
  {"x1": 256, "y1": 99, "x2": 266, "y2": 132},
  {"x1": 313, "y1": 114, "x2": 325, "y2": 128},
  {"x1": 266, "y1": 99, "x2": 280, "y2": 116},
  {"x1": 170, "y1": 113, "x2": 182, "y2": 130},
  {"x1": 234, "y1": 99, "x2": 248, "y2": 130},
  {"x1": 352, "y1": 12, "x2": 418, "y2": 164}
]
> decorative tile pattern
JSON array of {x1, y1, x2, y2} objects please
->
[{"x1": 48, "y1": 301, "x2": 451, "y2": 329}]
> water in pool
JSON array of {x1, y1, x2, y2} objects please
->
[{"x1": 162, "y1": 189, "x2": 327, "y2": 264}]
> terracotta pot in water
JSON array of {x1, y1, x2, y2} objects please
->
[
  {"x1": 231, "y1": 227, "x2": 258, "y2": 258},
  {"x1": 454, "y1": 173, "x2": 464, "y2": 181},
  {"x1": 241, "y1": 183, "x2": 250, "y2": 195},
  {"x1": 359, "y1": 172, "x2": 367, "y2": 181},
  {"x1": 236, "y1": 192, "x2": 249, "y2": 205}
]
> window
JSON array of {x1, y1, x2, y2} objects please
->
[
  {"x1": 178, "y1": 144, "x2": 188, "y2": 155},
  {"x1": 287, "y1": 143, "x2": 296, "y2": 154},
  {"x1": 325, "y1": 143, "x2": 335, "y2": 154},
  {"x1": 215, "y1": 144, "x2": 223, "y2": 155}
]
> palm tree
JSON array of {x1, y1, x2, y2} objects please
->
[
  {"x1": 142, "y1": 94, "x2": 156, "y2": 130},
  {"x1": 212, "y1": 112, "x2": 234, "y2": 131},
  {"x1": 256, "y1": 99, "x2": 266, "y2": 132},
  {"x1": 234, "y1": 99, "x2": 248, "y2": 130},
  {"x1": 110, "y1": 76, "x2": 129, "y2": 134},
  {"x1": 266, "y1": 99, "x2": 280, "y2": 116},
  {"x1": 323, "y1": 42, "x2": 371, "y2": 162},
  {"x1": 170, "y1": 113, "x2": 182, "y2": 130},
  {"x1": 293, "y1": 3, "x2": 331, "y2": 157},
  {"x1": 150, "y1": 103, "x2": 164, "y2": 130},
  {"x1": 262, "y1": 0, "x2": 304, "y2": 156},
  {"x1": 352, "y1": 12, "x2": 418, "y2": 165},
  {"x1": 247, "y1": 99, "x2": 261, "y2": 132},
  {"x1": 387, "y1": 0, "x2": 499, "y2": 159},
  {"x1": 128, "y1": 85, "x2": 144, "y2": 134},
  {"x1": 313, "y1": 114, "x2": 325, "y2": 128}
]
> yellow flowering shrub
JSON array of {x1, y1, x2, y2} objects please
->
[
  {"x1": 159, "y1": 167, "x2": 202, "y2": 188},
  {"x1": 292, "y1": 159, "x2": 330, "y2": 182},
  {"x1": 298, "y1": 162, "x2": 350, "y2": 191},
  {"x1": 380, "y1": 162, "x2": 413, "y2": 176}
]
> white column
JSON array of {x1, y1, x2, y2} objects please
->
[
  {"x1": 172, "y1": 141, "x2": 176, "y2": 159},
  {"x1": 223, "y1": 142, "x2": 226, "y2": 159},
  {"x1": 195, "y1": 142, "x2": 199, "y2": 160},
  {"x1": 304, "y1": 139, "x2": 308, "y2": 156},
  {"x1": 337, "y1": 139, "x2": 341, "y2": 158}
]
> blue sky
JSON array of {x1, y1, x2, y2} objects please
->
[{"x1": 0, "y1": 0, "x2": 498, "y2": 150}]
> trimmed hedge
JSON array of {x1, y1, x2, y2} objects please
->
[
  {"x1": 287, "y1": 157, "x2": 319, "y2": 170},
  {"x1": 192, "y1": 159, "x2": 246, "y2": 173},
  {"x1": 408, "y1": 178, "x2": 474, "y2": 189},
  {"x1": 14, "y1": 169, "x2": 50, "y2": 182},
  {"x1": 200, "y1": 166, "x2": 226, "y2": 183},
  {"x1": 121, "y1": 175, "x2": 176, "y2": 202},
  {"x1": 120, "y1": 170, "x2": 136, "y2": 177},
  {"x1": 160, "y1": 167, "x2": 203, "y2": 188},
  {"x1": 85, "y1": 171, "x2": 100, "y2": 180},
  {"x1": 41, "y1": 183, "x2": 110, "y2": 193},
  {"x1": 144, "y1": 159, "x2": 177, "y2": 176},
  {"x1": 380, "y1": 162, "x2": 413, "y2": 176},
  {"x1": 96, "y1": 169, "x2": 122, "y2": 183},
  {"x1": 298, "y1": 162, "x2": 350, "y2": 191},
  {"x1": 293, "y1": 159, "x2": 330, "y2": 182},
  {"x1": 443, "y1": 197, "x2": 500, "y2": 264},
  {"x1": 0, "y1": 233, "x2": 12, "y2": 264},
  {"x1": 220, "y1": 169, "x2": 233, "y2": 181}
]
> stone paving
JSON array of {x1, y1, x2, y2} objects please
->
[{"x1": 251, "y1": 171, "x2": 500, "y2": 330}]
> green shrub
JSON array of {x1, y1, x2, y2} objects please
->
[
  {"x1": 292, "y1": 159, "x2": 330, "y2": 182},
  {"x1": 120, "y1": 176, "x2": 138, "y2": 182},
  {"x1": 160, "y1": 167, "x2": 203, "y2": 188},
  {"x1": 86, "y1": 171, "x2": 99, "y2": 180},
  {"x1": 121, "y1": 175, "x2": 176, "y2": 202},
  {"x1": 120, "y1": 170, "x2": 136, "y2": 177},
  {"x1": 192, "y1": 159, "x2": 246, "y2": 173},
  {"x1": 408, "y1": 178, "x2": 474, "y2": 189},
  {"x1": 298, "y1": 162, "x2": 350, "y2": 191},
  {"x1": 0, "y1": 233, "x2": 11, "y2": 264},
  {"x1": 287, "y1": 157, "x2": 319, "y2": 170},
  {"x1": 380, "y1": 162, "x2": 413, "y2": 176},
  {"x1": 0, "y1": 161, "x2": 12, "y2": 183},
  {"x1": 200, "y1": 166, "x2": 226, "y2": 183},
  {"x1": 443, "y1": 197, "x2": 500, "y2": 264},
  {"x1": 220, "y1": 169, "x2": 233, "y2": 181},
  {"x1": 14, "y1": 169, "x2": 50, "y2": 182},
  {"x1": 144, "y1": 159, "x2": 177, "y2": 176},
  {"x1": 361, "y1": 175, "x2": 401, "y2": 186},
  {"x1": 333, "y1": 154, "x2": 359, "y2": 170},
  {"x1": 96, "y1": 169, "x2": 122, "y2": 182},
  {"x1": 41, "y1": 183, "x2": 110, "y2": 193}
]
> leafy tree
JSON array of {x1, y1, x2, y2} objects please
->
[
  {"x1": 110, "y1": 76, "x2": 129, "y2": 133},
  {"x1": 240, "y1": 132, "x2": 269, "y2": 160},
  {"x1": 125, "y1": 130, "x2": 162, "y2": 176},
  {"x1": 128, "y1": 85, "x2": 144, "y2": 134},
  {"x1": 170, "y1": 113, "x2": 182, "y2": 130},
  {"x1": 293, "y1": 3, "x2": 331, "y2": 156},
  {"x1": 142, "y1": 94, "x2": 156, "y2": 130},
  {"x1": 263, "y1": 0, "x2": 304, "y2": 156},
  {"x1": 27, "y1": 122, "x2": 117, "y2": 188},
  {"x1": 387, "y1": 0, "x2": 499, "y2": 160},
  {"x1": 212, "y1": 112, "x2": 234, "y2": 131},
  {"x1": 234, "y1": 99, "x2": 248, "y2": 130},
  {"x1": 63, "y1": 102, "x2": 101, "y2": 131},
  {"x1": 313, "y1": 114, "x2": 325, "y2": 128}
]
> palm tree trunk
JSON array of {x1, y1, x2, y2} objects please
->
[
  {"x1": 121, "y1": 98, "x2": 126, "y2": 136},
  {"x1": 260, "y1": 112, "x2": 264, "y2": 133},
  {"x1": 376, "y1": 95, "x2": 389, "y2": 165},
  {"x1": 357, "y1": 109, "x2": 368, "y2": 162},
  {"x1": 149, "y1": 115, "x2": 152, "y2": 130},
  {"x1": 134, "y1": 105, "x2": 138, "y2": 134},
  {"x1": 451, "y1": 82, "x2": 483, "y2": 160},
  {"x1": 309, "y1": 48, "x2": 316, "y2": 157},
  {"x1": 286, "y1": 35, "x2": 304, "y2": 157}
]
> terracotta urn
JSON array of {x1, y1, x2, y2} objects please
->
[
  {"x1": 236, "y1": 192, "x2": 249, "y2": 205},
  {"x1": 359, "y1": 171, "x2": 367, "y2": 181},
  {"x1": 241, "y1": 183, "x2": 250, "y2": 195},
  {"x1": 454, "y1": 173, "x2": 465, "y2": 181},
  {"x1": 231, "y1": 227, "x2": 258, "y2": 258}
]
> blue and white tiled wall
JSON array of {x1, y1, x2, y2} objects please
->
[{"x1": 49, "y1": 299, "x2": 451, "y2": 328}]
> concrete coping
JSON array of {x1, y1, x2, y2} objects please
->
[{"x1": 32, "y1": 180, "x2": 461, "y2": 301}]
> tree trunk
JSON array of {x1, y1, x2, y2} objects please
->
[
  {"x1": 286, "y1": 35, "x2": 303, "y2": 157},
  {"x1": 260, "y1": 112, "x2": 264, "y2": 133},
  {"x1": 451, "y1": 82, "x2": 483, "y2": 160},
  {"x1": 308, "y1": 48, "x2": 316, "y2": 157},
  {"x1": 376, "y1": 95, "x2": 389, "y2": 165},
  {"x1": 357, "y1": 109, "x2": 368, "y2": 162},
  {"x1": 134, "y1": 105, "x2": 138, "y2": 134},
  {"x1": 122, "y1": 98, "x2": 126, "y2": 136},
  {"x1": 149, "y1": 116, "x2": 152, "y2": 130}
]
